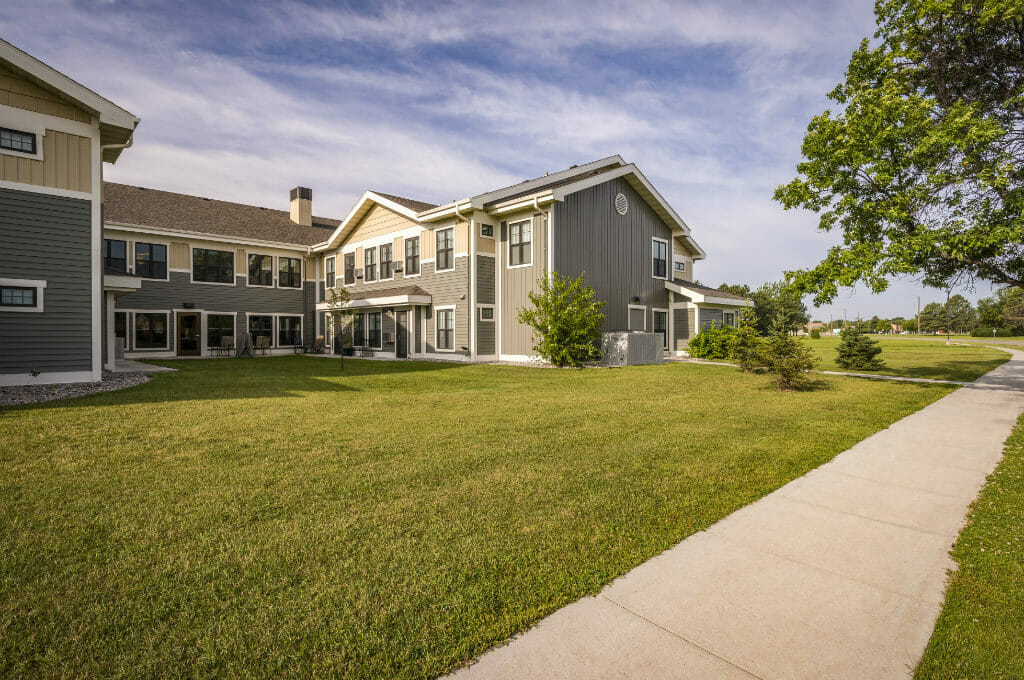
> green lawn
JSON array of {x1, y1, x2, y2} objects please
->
[
  {"x1": 802, "y1": 336, "x2": 1009, "y2": 381},
  {"x1": 915, "y1": 412, "x2": 1024, "y2": 679},
  {"x1": 1, "y1": 357, "x2": 954, "y2": 679}
]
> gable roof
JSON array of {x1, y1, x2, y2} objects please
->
[
  {"x1": 370, "y1": 191, "x2": 437, "y2": 213},
  {"x1": 668, "y1": 279, "x2": 752, "y2": 306},
  {"x1": 318, "y1": 190, "x2": 429, "y2": 250},
  {"x1": 103, "y1": 183, "x2": 339, "y2": 247},
  {"x1": 0, "y1": 38, "x2": 138, "y2": 161}
]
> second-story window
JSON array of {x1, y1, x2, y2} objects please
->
[
  {"x1": 104, "y1": 239, "x2": 127, "y2": 272},
  {"x1": 248, "y1": 254, "x2": 273, "y2": 286},
  {"x1": 279, "y1": 257, "x2": 302, "y2": 288},
  {"x1": 0, "y1": 127, "x2": 36, "y2": 154},
  {"x1": 509, "y1": 219, "x2": 532, "y2": 267},
  {"x1": 344, "y1": 253, "x2": 355, "y2": 285},
  {"x1": 379, "y1": 244, "x2": 393, "y2": 279},
  {"x1": 364, "y1": 247, "x2": 377, "y2": 282},
  {"x1": 193, "y1": 248, "x2": 234, "y2": 284},
  {"x1": 436, "y1": 227, "x2": 454, "y2": 271},
  {"x1": 135, "y1": 242, "x2": 167, "y2": 279},
  {"x1": 325, "y1": 256, "x2": 336, "y2": 288},
  {"x1": 652, "y1": 238, "x2": 668, "y2": 279},
  {"x1": 405, "y1": 237, "x2": 420, "y2": 275}
]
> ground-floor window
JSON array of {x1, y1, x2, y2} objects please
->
[
  {"x1": 653, "y1": 310, "x2": 668, "y2": 349},
  {"x1": 248, "y1": 315, "x2": 273, "y2": 344},
  {"x1": 115, "y1": 312, "x2": 127, "y2": 341},
  {"x1": 353, "y1": 313, "x2": 364, "y2": 346},
  {"x1": 208, "y1": 314, "x2": 234, "y2": 348},
  {"x1": 367, "y1": 311, "x2": 382, "y2": 348},
  {"x1": 135, "y1": 312, "x2": 168, "y2": 349},
  {"x1": 278, "y1": 315, "x2": 302, "y2": 346},
  {"x1": 436, "y1": 308, "x2": 454, "y2": 350},
  {"x1": 724, "y1": 312, "x2": 736, "y2": 327}
]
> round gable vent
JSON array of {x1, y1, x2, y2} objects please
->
[{"x1": 614, "y1": 193, "x2": 628, "y2": 215}]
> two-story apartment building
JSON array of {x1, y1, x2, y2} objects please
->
[{"x1": 0, "y1": 38, "x2": 138, "y2": 385}]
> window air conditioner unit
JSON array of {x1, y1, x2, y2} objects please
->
[
  {"x1": 355, "y1": 268, "x2": 363, "y2": 278},
  {"x1": 392, "y1": 262, "x2": 403, "y2": 272}
]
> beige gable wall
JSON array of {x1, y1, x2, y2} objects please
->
[
  {"x1": 673, "y1": 237, "x2": 693, "y2": 282},
  {"x1": 344, "y1": 204, "x2": 418, "y2": 245},
  {"x1": 0, "y1": 129, "x2": 92, "y2": 193},
  {"x1": 0, "y1": 64, "x2": 92, "y2": 123}
]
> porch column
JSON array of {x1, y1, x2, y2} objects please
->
[{"x1": 105, "y1": 291, "x2": 116, "y2": 370}]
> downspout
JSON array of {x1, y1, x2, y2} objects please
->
[
  {"x1": 535, "y1": 196, "x2": 552, "y2": 281},
  {"x1": 454, "y1": 202, "x2": 473, "y2": 360},
  {"x1": 100, "y1": 132, "x2": 134, "y2": 156}
]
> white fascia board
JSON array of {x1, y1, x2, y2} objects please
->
[
  {"x1": 0, "y1": 38, "x2": 138, "y2": 132},
  {"x1": 103, "y1": 274, "x2": 143, "y2": 291},
  {"x1": 665, "y1": 280, "x2": 751, "y2": 307},
  {"x1": 469, "y1": 155, "x2": 626, "y2": 208},
  {"x1": 485, "y1": 193, "x2": 556, "y2": 215},
  {"x1": 104, "y1": 222, "x2": 312, "y2": 251},
  {"x1": 318, "y1": 294, "x2": 432, "y2": 310},
  {"x1": 322, "y1": 191, "x2": 423, "y2": 248},
  {"x1": 418, "y1": 199, "x2": 473, "y2": 223}
]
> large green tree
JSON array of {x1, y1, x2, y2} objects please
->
[
  {"x1": 775, "y1": 0, "x2": 1024, "y2": 305},
  {"x1": 749, "y1": 281, "x2": 811, "y2": 335},
  {"x1": 944, "y1": 293, "x2": 979, "y2": 332}
]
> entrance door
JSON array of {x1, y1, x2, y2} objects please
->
[
  {"x1": 396, "y1": 310, "x2": 408, "y2": 358},
  {"x1": 176, "y1": 312, "x2": 201, "y2": 356}
]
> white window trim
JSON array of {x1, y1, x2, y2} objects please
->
[
  {"x1": 477, "y1": 304, "x2": 495, "y2": 321},
  {"x1": 652, "y1": 237, "x2": 669, "y2": 280},
  {"x1": 0, "y1": 122, "x2": 44, "y2": 162},
  {"x1": 652, "y1": 307, "x2": 669, "y2": 350},
  {"x1": 0, "y1": 277, "x2": 46, "y2": 313},
  {"x1": 627, "y1": 304, "x2": 647, "y2": 331},
  {"x1": 201, "y1": 310, "x2": 238, "y2": 357},
  {"x1": 246, "y1": 252, "x2": 276, "y2": 289},
  {"x1": 128, "y1": 309, "x2": 171, "y2": 351},
  {"x1": 378, "y1": 243, "x2": 395, "y2": 282},
  {"x1": 673, "y1": 256, "x2": 688, "y2": 275},
  {"x1": 363, "y1": 248, "x2": 379, "y2": 283},
  {"x1": 132, "y1": 239, "x2": 171, "y2": 282},
  {"x1": 276, "y1": 313, "x2": 304, "y2": 346},
  {"x1": 435, "y1": 227, "x2": 456, "y2": 273},
  {"x1": 479, "y1": 223, "x2": 495, "y2": 239},
  {"x1": 245, "y1": 311, "x2": 279, "y2": 347},
  {"x1": 403, "y1": 237, "x2": 422, "y2": 278},
  {"x1": 507, "y1": 218, "x2": 533, "y2": 269},
  {"x1": 324, "y1": 255, "x2": 337, "y2": 289},
  {"x1": 277, "y1": 255, "x2": 304, "y2": 290},
  {"x1": 189, "y1": 245, "x2": 236, "y2": 287},
  {"x1": 434, "y1": 304, "x2": 456, "y2": 352}
]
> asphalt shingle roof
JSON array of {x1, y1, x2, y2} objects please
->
[
  {"x1": 370, "y1": 191, "x2": 438, "y2": 213},
  {"x1": 672, "y1": 279, "x2": 750, "y2": 300}
]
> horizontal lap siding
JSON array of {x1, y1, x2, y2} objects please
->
[
  {"x1": 673, "y1": 308, "x2": 690, "y2": 350},
  {"x1": 699, "y1": 308, "x2": 723, "y2": 330},
  {"x1": 0, "y1": 188, "x2": 92, "y2": 373},
  {"x1": 552, "y1": 177, "x2": 672, "y2": 332},
  {"x1": 476, "y1": 256, "x2": 495, "y2": 304},
  {"x1": 477, "y1": 321, "x2": 495, "y2": 355},
  {"x1": 499, "y1": 211, "x2": 547, "y2": 356}
]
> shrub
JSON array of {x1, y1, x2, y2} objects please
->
[
  {"x1": 758, "y1": 333, "x2": 819, "y2": 390},
  {"x1": 517, "y1": 271, "x2": 606, "y2": 368},
  {"x1": 972, "y1": 327, "x2": 1015, "y2": 338},
  {"x1": 809, "y1": 328, "x2": 821, "y2": 339},
  {"x1": 732, "y1": 319, "x2": 764, "y2": 372},
  {"x1": 835, "y1": 328, "x2": 884, "y2": 370},
  {"x1": 687, "y1": 323, "x2": 737, "y2": 360}
]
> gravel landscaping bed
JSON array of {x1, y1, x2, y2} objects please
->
[{"x1": 0, "y1": 372, "x2": 150, "y2": 407}]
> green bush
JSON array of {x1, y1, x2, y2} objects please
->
[
  {"x1": 687, "y1": 323, "x2": 737, "y2": 360},
  {"x1": 758, "y1": 333, "x2": 819, "y2": 390},
  {"x1": 732, "y1": 319, "x2": 764, "y2": 372},
  {"x1": 517, "y1": 271, "x2": 606, "y2": 368},
  {"x1": 972, "y1": 327, "x2": 1015, "y2": 338},
  {"x1": 809, "y1": 328, "x2": 821, "y2": 339},
  {"x1": 835, "y1": 328, "x2": 884, "y2": 370}
]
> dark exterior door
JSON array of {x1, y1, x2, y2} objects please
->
[
  {"x1": 176, "y1": 312, "x2": 201, "y2": 356},
  {"x1": 396, "y1": 311, "x2": 408, "y2": 358}
]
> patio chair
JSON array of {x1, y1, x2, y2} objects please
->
[
  {"x1": 305, "y1": 335, "x2": 325, "y2": 354},
  {"x1": 219, "y1": 335, "x2": 235, "y2": 357},
  {"x1": 254, "y1": 335, "x2": 271, "y2": 355}
]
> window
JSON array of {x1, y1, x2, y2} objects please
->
[
  {"x1": 509, "y1": 219, "x2": 532, "y2": 267},
  {"x1": 0, "y1": 126, "x2": 36, "y2": 154},
  {"x1": 364, "y1": 247, "x2": 377, "y2": 282},
  {"x1": 326, "y1": 256, "x2": 336, "y2": 288},
  {"x1": 193, "y1": 248, "x2": 234, "y2": 284},
  {"x1": 278, "y1": 316, "x2": 303, "y2": 346},
  {"x1": 248, "y1": 254, "x2": 273, "y2": 287},
  {"x1": 652, "y1": 238, "x2": 668, "y2": 279},
  {"x1": 279, "y1": 257, "x2": 301, "y2": 288},
  {"x1": 436, "y1": 227, "x2": 454, "y2": 271},
  {"x1": 653, "y1": 310, "x2": 668, "y2": 349},
  {"x1": 479, "y1": 306, "x2": 494, "y2": 321},
  {"x1": 135, "y1": 313, "x2": 167, "y2": 349},
  {"x1": 480, "y1": 224, "x2": 494, "y2": 238},
  {"x1": 367, "y1": 311, "x2": 382, "y2": 348},
  {"x1": 207, "y1": 314, "x2": 234, "y2": 348},
  {"x1": 1, "y1": 286, "x2": 35, "y2": 307},
  {"x1": 674, "y1": 259, "x2": 687, "y2": 274},
  {"x1": 104, "y1": 239, "x2": 127, "y2": 272},
  {"x1": 436, "y1": 308, "x2": 454, "y2": 350},
  {"x1": 405, "y1": 237, "x2": 420, "y2": 275},
  {"x1": 248, "y1": 315, "x2": 273, "y2": 344},
  {"x1": 353, "y1": 313, "x2": 365, "y2": 346},
  {"x1": 724, "y1": 312, "x2": 735, "y2": 328},
  {"x1": 135, "y1": 242, "x2": 167, "y2": 279},
  {"x1": 379, "y1": 244, "x2": 393, "y2": 280},
  {"x1": 343, "y1": 253, "x2": 355, "y2": 285}
]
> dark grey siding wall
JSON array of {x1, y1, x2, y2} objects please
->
[
  {"x1": 115, "y1": 272, "x2": 310, "y2": 352},
  {"x1": 477, "y1": 255, "x2": 495, "y2": 304},
  {"x1": 302, "y1": 281, "x2": 316, "y2": 347},
  {"x1": 0, "y1": 188, "x2": 93, "y2": 373},
  {"x1": 552, "y1": 177, "x2": 673, "y2": 332},
  {"x1": 673, "y1": 308, "x2": 691, "y2": 350},
  {"x1": 699, "y1": 308, "x2": 723, "y2": 331},
  {"x1": 477, "y1": 320, "x2": 495, "y2": 355}
]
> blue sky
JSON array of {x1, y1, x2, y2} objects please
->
[{"x1": 1, "y1": 0, "x2": 999, "y2": 320}]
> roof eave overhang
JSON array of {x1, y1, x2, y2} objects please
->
[
  {"x1": 104, "y1": 221, "x2": 316, "y2": 250},
  {"x1": 316, "y1": 293, "x2": 432, "y2": 310},
  {"x1": 665, "y1": 280, "x2": 752, "y2": 307},
  {"x1": 322, "y1": 191, "x2": 423, "y2": 249}
]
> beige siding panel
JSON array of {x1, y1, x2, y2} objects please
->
[
  {"x1": 499, "y1": 210, "x2": 547, "y2": 356},
  {"x1": 478, "y1": 235, "x2": 495, "y2": 254},
  {"x1": 304, "y1": 256, "x2": 317, "y2": 279},
  {"x1": 169, "y1": 242, "x2": 190, "y2": 269},
  {"x1": 393, "y1": 236, "x2": 403, "y2": 260},
  {"x1": 455, "y1": 222, "x2": 469, "y2": 253},
  {"x1": 235, "y1": 249, "x2": 247, "y2": 275},
  {"x1": 0, "y1": 66, "x2": 91, "y2": 122},
  {"x1": 354, "y1": 247, "x2": 363, "y2": 272},
  {"x1": 422, "y1": 229, "x2": 435, "y2": 259},
  {"x1": 0, "y1": 130, "x2": 92, "y2": 193},
  {"x1": 344, "y1": 204, "x2": 417, "y2": 245}
]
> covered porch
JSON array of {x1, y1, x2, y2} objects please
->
[
  {"x1": 316, "y1": 285, "x2": 431, "y2": 359},
  {"x1": 665, "y1": 279, "x2": 752, "y2": 356}
]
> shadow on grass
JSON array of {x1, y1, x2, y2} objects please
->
[{"x1": 2, "y1": 356, "x2": 467, "y2": 411}]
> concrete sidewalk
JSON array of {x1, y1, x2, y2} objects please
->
[{"x1": 446, "y1": 351, "x2": 1024, "y2": 680}]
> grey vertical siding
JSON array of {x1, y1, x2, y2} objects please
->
[
  {"x1": 699, "y1": 308, "x2": 723, "y2": 330},
  {"x1": 552, "y1": 177, "x2": 673, "y2": 333},
  {"x1": 477, "y1": 320, "x2": 495, "y2": 355},
  {"x1": 499, "y1": 211, "x2": 547, "y2": 355},
  {"x1": 0, "y1": 187, "x2": 93, "y2": 373},
  {"x1": 673, "y1": 308, "x2": 690, "y2": 350},
  {"x1": 629, "y1": 306, "x2": 646, "y2": 330},
  {"x1": 476, "y1": 255, "x2": 495, "y2": 304}
]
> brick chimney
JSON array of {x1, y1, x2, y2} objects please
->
[{"x1": 290, "y1": 186, "x2": 312, "y2": 226}]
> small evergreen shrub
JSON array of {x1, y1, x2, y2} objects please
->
[
  {"x1": 731, "y1": 320, "x2": 764, "y2": 372},
  {"x1": 809, "y1": 328, "x2": 821, "y2": 339},
  {"x1": 687, "y1": 323, "x2": 737, "y2": 360},
  {"x1": 972, "y1": 327, "x2": 1014, "y2": 338},
  {"x1": 835, "y1": 328, "x2": 884, "y2": 370},
  {"x1": 517, "y1": 271, "x2": 606, "y2": 368},
  {"x1": 758, "y1": 333, "x2": 819, "y2": 390}
]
